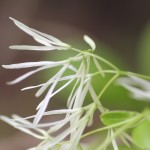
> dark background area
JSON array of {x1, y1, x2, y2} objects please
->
[{"x1": 1, "y1": 0, "x2": 150, "y2": 149}]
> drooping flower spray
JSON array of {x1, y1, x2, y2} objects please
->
[{"x1": 1, "y1": 18, "x2": 150, "y2": 150}]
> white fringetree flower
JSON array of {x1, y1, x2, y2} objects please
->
[
  {"x1": 117, "y1": 76, "x2": 150, "y2": 100},
  {"x1": 1, "y1": 18, "x2": 106, "y2": 150},
  {"x1": 9, "y1": 17, "x2": 70, "y2": 51},
  {"x1": 2, "y1": 17, "x2": 148, "y2": 150},
  {"x1": 0, "y1": 104, "x2": 96, "y2": 150},
  {"x1": 2, "y1": 18, "x2": 104, "y2": 124}
]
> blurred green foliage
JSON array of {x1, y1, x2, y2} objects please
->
[{"x1": 132, "y1": 119, "x2": 150, "y2": 149}]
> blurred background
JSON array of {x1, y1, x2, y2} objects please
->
[{"x1": 1, "y1": 0, "x2": 150, "y2": 149}]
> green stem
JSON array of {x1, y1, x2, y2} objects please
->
[
  {"x1": 91, "y1": 70, "x2": 118, "y2": 78},
  {"x1": 71, "y1": 47, "x2": 119, "y2": 71},
  {"x1": 71, "y1": 47, "x2": 150, "y2": 81},
  {"x1": 98, "y1": 73, "x2": 119, "y2": 99}
]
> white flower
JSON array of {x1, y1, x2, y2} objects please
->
[
  {"x1": 2, "y1": 53, "x2": 83, "y2": 124},
  {"x1": 1, "y1": 18, "x2": 105, "y2": 150},
  {"x1": 9, "y1": 17, "x2": 70, "y2": 51},
  {"x1": 0, "y1": 108, "x2": 84, "y2": 149},
  {"x1": 0, "y1": 106, "x2": 94, "y2": 150},
  {"x1": 2, "y1": 59, "x2": 81, "y2": 124},
  {"x1": 0, "y1": 115, "x2": 49, "y2": 140},
  {"x1": 9, "y1": 18, "x2": 96, "y2": 53},
  {"x1": 2, "y1": 60, "x2": 67, "y2": 84},
  {"x1": 2, "y1": 47, "x2": 104, "y2": 124},
  {"x1": 83, "y1": 35, "x2": 96, "y2": 51},
  {"x1": 33, "y1": 104, "x2": 95, "y2": 150},
  {"x1": 117, "y1": 76, "x2": 150, "y2": 100}
]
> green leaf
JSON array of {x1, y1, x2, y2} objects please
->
[
  {"x1": 132, "y1": 119, "x2": 150, "y2": 149},
  {"x1": 100, "y1": 111, "x2": 138, "y2": 126}
]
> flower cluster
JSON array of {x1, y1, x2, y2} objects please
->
[
  {"x1": 1, "y1": 18, "x2": 105, "y2": 150},
  {"x1": 2, "y1": 18, "x2": 150, "y2": 150}
]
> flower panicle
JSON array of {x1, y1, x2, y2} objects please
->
[
  {"x1": 9, "y1": 17, "x2": 70, "y2": 51},
  {"x1": 1, "y1": 17, "x2": 105, "y2": 150},
  {"x1": 9, "y1": 17, "x2": 96, "y2": 52},
  {"x1": 0, "y1": 104, "x2": 95, "y2": 149}
]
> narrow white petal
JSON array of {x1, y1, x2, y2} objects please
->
[
  {"x1": 17, "y1": 126, "x2": 45, "y2": 139},
  {"x1": 48, "y1": 123, "x2": 68, "y2": 134},
  {"x1": 59, "y1": 75, "x2": 80, "y2": 80},
  {"x1": 34, "y1": 111, "x2": 80, "y2": 128},
  {"x1": 68, "y1": 65, "x2": 77, "y2": 72},
  {"x1": 32, "y1": 29, "x2": 63, "y2": 43},
  {"x1": 21, "y1": 75, "x2": 78, "y2": 91},
  {"x1": 67, "y1": 62, "x2": 85, "y2": 108},
  {"x1": 73, "y1": 68, "x2": 86, "y2": 108},
  {"x1": 83, "y1": 35, "x2": 96, "y2": 51},
  {"x1": 33, "y1": 37, "x2": 51, "y2": 46},
  {"x1": 24, "y1": 108, "x2": 80, "y2": 120},
  {"x1": 33, "y1": 98, "x2": 50, "y2": 124},
  {"x1": 44, "y1": 109, "x2": 80, "y2": 115},
  {"x1": 7, "y1": 66, "x2": 49, "y2": 85},
  {"x1": 36, "y1": 100, "x2": 45, "y2": 110},
  {"x1": 69, "y1": 120, "x2": 87, "y2": 150},
  {"x1": 21, "y1": 84, "x2": 44, "y2": 91},
  {"x1": 72, "y1": 55, "x2": 83, "y2": 62},
  {"x1": 49, "y1": 74, "x2": 77, "y2": 98},
  {"x1": 77, "y1": 79, "x2": 91, "y2": 107},
  {"x1": 31, "y1": 28, "x2": 69, "y2": 47},
  {"x1": 12, "y1": 115, "x2": 48, "y2": 135},
  {"x1": 123, "y1": 85, "x2": 150, "y2": 100},
  {"x1": 33, "y1": 67, "x2": 65, "y2": 119},
  {"x1": 9, "y1": 17, "x2": 53, "y2": 46},
  {"x1": 2, "y1": 61, "x2": 66, "y2": 69},
  {"x1": 35, "y1": 64, "x2": 69, "y2": 97},
  {"x1": 9, "y1": 17, "x2": 70, "y2": 48},
  {"x1": 12, "y1": 115, "x2": 31, "y2": 124},
  {"x1": 41, "y1": 126, "x2": 76, "y2": 149},
  {"x1": 0, "y1": 115, "x2": 45, "y2": 139},
  {"x1": 33, "y1": 64, "x2": 69, "y2": 124},
  {"x1": 0, "y1": 115, "x2": 17, "y2": 126},
  {"x1": 111, "y1": 129, "x2": 119, "y2": 150},
  {"x1": 89, "y1": 85, "x2": 105, "y2": 113},
  {"x1": 35, "y1": 73, "x2": 58, "y2": 97},
  {"x1": 67, "y1": 78, "x2": 80, "y2": 107},
  {"x1": 68, "y1": 89, "x2": 78, "y2": 109},
  {"x1": 117, "y1": 77, "x2": 150, "y2": 100},
  {"x1": 93, "y1": 57, "x2": 105, "y2": 77},
  {"x1": 130, "y1": 76, "x2": 150, "y2": 90},
  {"x1": 10, "y1": 45, "x2": 66, "y2": 51},
  {"x1": 47, "y1": 109, "x2": 81, "y2": 133}
]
